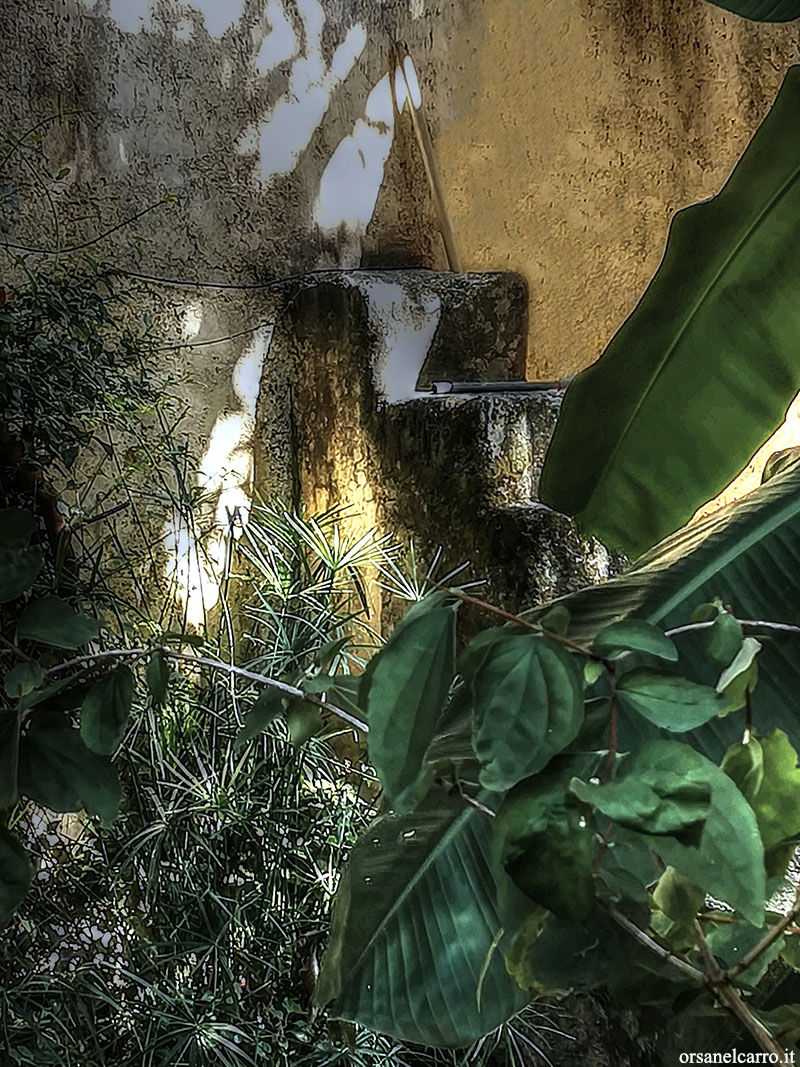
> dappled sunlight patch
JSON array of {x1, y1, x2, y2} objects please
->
[{"x1": 164, "y1": 327, "x2": 271, "y2": 628}]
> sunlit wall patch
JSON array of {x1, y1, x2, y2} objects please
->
[
  {"x1": 164, "y1": 325, "x2": 272, "y2": 629},
  {"x1": 314, "y1": 73, "x2": 404, "y2": 237}
]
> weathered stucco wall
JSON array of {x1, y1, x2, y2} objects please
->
[{"x1": 3, "y1": 0, "x2": 800, "y2": 615}]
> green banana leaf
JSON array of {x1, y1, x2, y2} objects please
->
[
  {"x1": 533, "y1": 451, "x2": 800, "y2": 762},
  {"x1": 314, "y1": 789, "x2": 528, "y2": 1046},
  {"x1": 708, "y1": 1, "x2": 800, "y2": 18},
  {"x1": 540, "y1": 65, "x2": 800, "y2": 558}
]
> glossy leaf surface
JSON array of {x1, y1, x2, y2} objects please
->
[
  {"x1": 467, "y1": 633, "x2": 584, "y2": 792},
  {"x1": 0, "y1": 829, "x2": 32, "y2": 928},
  {"x1": 529, "y1": 452, "x2": 800, "y2": 764},
  {"x1": 617, "y1": 669, "x2": 724, "y2": 731},
  {"x1": 362, "y1": 594, "x2": 457, "y2": 810},
  {"x1": 17, "y1": 595, "x2": 101, "y2": 649},
  {"x1": 708, "y1": 1, "x2": 800, "y2": 18},
  {"x1": 572, "y1": 740, "x2": 765, "y2": 924},
  {"x1": 18, "y1": 712, "x2": 120, "y2": 826},
  {"x1": 540, "y1": 67, "x2": 800, "y2": 556},
  {"x1": 315, "y1": 790, "x2": 528, "y2": 1046}
]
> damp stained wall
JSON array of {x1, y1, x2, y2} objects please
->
[{"x1": 3, "y1": 0, "x2": 800, "y2": 616}]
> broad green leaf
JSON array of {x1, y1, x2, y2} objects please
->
[
  {"x1": 572, "y1": 740, "x2": 765, "y2": 924},
  {"x1": 571, "y1": 744, "x2": 712, "y2": 843},
  {"x1": 18, "y1": 712, "x2": 120, "y2": 826},
  {"x1": 539, "y1": 67, "x2": 800, "y2": 557},
  {"x1": 315, "y1": 790, "x2": 528, "y2": 1046},
  {"x1": 584, "y1": 659, "x2": 605, "y2": 686},
  {"x1": 616, "y1": 669, "x2": 725, "y2": 731},
  {"x1": 287, "y1": 700, "x2": 322, "y2": 747},
  {"x1": 742, "y1": 729, "x2": 800, "y2": 850},
  {"x1": 527, "y1": 450, "x2": 800, "y2": 766},
  {"x1": 362, "y1": 594, "x2": 456, "y2": 810},
  {"x1": 493, "y1": 759, "x2": 597, "y2": 921},
  {"x1": 707, "y1": 1, "x2": 800, "y2": 19},
  {"x1": 757, "y1": 1004, "x2": 800, "y2": 1048},
  {"x1": 652, "y1": 867, "x2": 704, "y2": 923},
  {"x1": 521, "y1": 909, "x2": 630, "y2": 993},
  {"x1": 595, "y1": 826, "x2": 662, "y2": 906},
  {"x1": 0, "y1": 707, "x2": 19, "y2": 808},
  {"x1": 592, "y1": 620, "x2": 677, "y2": 662},
  {"x1": 0, "y1": 828, "x2": 32, "y2": 927},
  {"x1": 302, "y1": 673, "x2": 336, "y2": 694},
  {"x1": 3, "y1": 661, "x2": 43, "y2": 699},
  {"x1": 0, "y1": 508, "x2": 36, "y2": 548},
  {"x1": 234, "y1": 687, "x2": 284, "y2": 750},
  {"x1": 0, "y1": 544, "x2": 43, "y2": 603},
  {"x1": 145, "y1": 651, "x2": 169, "y2": 706},
  {"x1": 468, "y1": 634, "x2": 584, "y2": 792},
  {"x1": 538, "y1": 604, "x2": 570, "y2": 636},
  {"x1": 721, "y1": 737, "x2": 764, "y2": 803},
  {"x1": 706, "y1": 611, "x2": 743, "y2": 667},
  {"x1": 17, "y1": 595, "x2": 101, "y2": 649},
  {"x1": 80, "y1": 666, "x2": 134, "y2": 755},
  {"x1": 705, "y1": 919, "x2": 784, "y2": 988}
]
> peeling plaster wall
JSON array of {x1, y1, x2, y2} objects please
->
[{"x1": 3, "y1": 0, "x2": 800, "y2": 613}]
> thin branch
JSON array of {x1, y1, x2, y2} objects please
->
[
  {"x1": 449, "y1": 590, "x2": 598, "y2": 660},
  {"x1": 692, "y1": 921, "x2": 786, "y2": 1058},
  {"x1": 665, "y1": 619, "x2": 800, "y2": 639},
  {"x1": 42, "y1": 646, "x2": 368, "y2": 734},
  {"x1": 0, "y1": 633, "x2": 31, "y2": 661},
  {"x1": 606, "y1": 906, "x2": 705, "y2": 984},
  {"x1": 727, "y1": 885, "x2": 800, "y2": 981},
  {"x1": 0, "y1": 200, "x2": 172, "y2": 256}
]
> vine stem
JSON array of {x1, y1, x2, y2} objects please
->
[
  {"x1": 609, "y1": 908, "x2": 786, "y2": 1057},
  {"x1": 727, "y1": 885, "x2": 800, "y2": 981},
  {"x1": 0, "y1": 634, "x2": 31, "y2": 661},
  {"x1": 450, "y1": 590, "x2": 599, "y2": 660},
  {"x1": 692, "y1": 920, "x2": 786, "y2": 1058},
  {"x1": 42, "y1": 646, "x2": 368, "y2": 734}
]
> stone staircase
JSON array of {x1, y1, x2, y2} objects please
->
[{"x1": 256, "y1": 268, "x2": 616, "y2": 629}]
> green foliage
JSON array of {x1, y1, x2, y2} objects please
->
[
  {"x1": 320, "y1": 457, "x2": 800, "y2": 1050},
  {"x1": 463, "y1": 630, "x2": 584, "y2": 792},
  {"x1": 80, "y1": 665, "x2": 134, "y2": 755},
  {"x1": 18, "y1": 711, "x2": 121, "y2": 827},
  {"x1": 616, "y1": 669, "x2": 725, "y2": 731},
  {"x1": 16, "y1": 594, "x2": 101, "y2": 648},
  {"x1": 0, "y1": 266, "x2": 159, "y2": 469},
  {"x1": 361, "y1": 592, "x2": 457, "y2": 810},
  {"x1": 0, "y1": 828, "x2": 31, "y2": 928},
  {"x1": 539, "y1": 65, "x2": 800, "y2": 557},
  {"x1": 494, "y1": 760, "x2": 597, "y2": 921}
]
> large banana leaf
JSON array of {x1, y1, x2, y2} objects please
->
[
  {"x1": 540, "y1": 65, "x2": 800, "y2": 559},
  {"x1": 314, "y1": 789, "x2": 528, "y2": 1046},
  {"x1": 534, "y1": 451, "x2": 800, "y2": 761},
  {"x1": 708, "y1": 1, "x2": 800, "y2": 18}
]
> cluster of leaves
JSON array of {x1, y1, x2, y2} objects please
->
[
  {"x1": 0, "y1": 502, "x2": 162, "y2": 928},
  {"x1": 2, "y1": 497, "x2": 565, "y2": 1067},
  {"x1": 0, "y1": 265, "x2": 160, "y2": 470},
  {"x1": 313, "y1": 507, "x2": 800, "y2": 1057},
  {"x1": 310, "y1": 43, "x2": 800, "y2": 1060}
]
